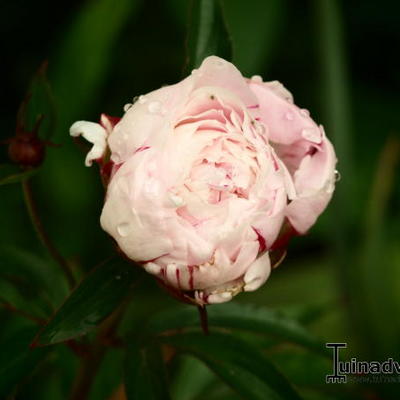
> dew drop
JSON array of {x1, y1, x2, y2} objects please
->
[
  {"x1": 148, "y1": 101, "x2": 162, "y2": 114},
  {"x1": 132, "y1": 96, "x2": 139, "y2": 104},
  {"x1": 169, "y1": 194, "x2": 185, "y2": 207},
  {"x1": 123, "y1": 103, "x2": 132, "y2": 112},
  {"x1": 122, "y1": 132, "x2": 129, "y2": 140},
  {"x1": 300, "y1": 109, "x2": 310, "y2": 117},
  {"x1": 191, "y1": 69, "x2": 198, "y2": 75},
  {"x1": 326, "y1": 181, "x2": 335, "y2": 194},
  {"x1": 334, "y1": 170, "x2": 341, "y2": 182},
  {"x1": 285, "y1": 112, "x2": 294, "y2": 121},
  {"x1": 111, "y1": 154, "x2": 121, "y2": 164},
  {"x1": 251, "y1": 75, "x2": 263, "y2": 83},
  {"x1": 117, "y1": 223, "x2": 130, "y2": 237},
  {"x1": 138, "y1": 95, "x2": 147, "y2": 104}
]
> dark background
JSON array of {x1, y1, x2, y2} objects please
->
[{"x1": 1, "y1": 0, "x2": 399, "y2": 399}]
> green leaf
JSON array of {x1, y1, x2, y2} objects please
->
[
  {"x1": 25, "y1": 62, "x2": 57, "y2": 139},
  {"x1": 50, "y1": 0, "x2": 142, "y2": 140},
  {"x1": 160, "y1": 332, "x2": 303, "y2": 400},
  {"x1": 124, "y1": 339, "x2": 171, "y2": 400},
  {"x1": 0, "y1": 327, "x2": 50, "y2": 398},
  {"x1": 268, "y1": 348, "x2": 331, "y2": 387},
  {"x1": 89, "y1": 349, "x2": 124, "y2": 400},
  {"x1": 171, "y1": 355, "x2": 216, "y2": 400},
  {"x1": 0, "y1": 166, "x2": 37, "y2": 186},
  {"x1": 149, "y1": 303, "x2": 328, "y2": 356},
  {"x1": 0, "y1": 246, "x2": 69, "y2": 309},
  {"x1": 221, "y1": 0, "x2": 285, "y2": 75},
  {"x1": 185, "y1": 0, "x2": 232, "y2": 74},
  {"x1": 33, "y1": 257, "x2": 142, "y2": 346}
]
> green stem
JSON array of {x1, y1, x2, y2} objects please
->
[{"x1": 22, "y1": 178, "x2": 76, "y2": 289}]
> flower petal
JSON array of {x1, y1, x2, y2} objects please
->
[{"x1": 70, "y1": 121, "x2": 107, "y2": 166}]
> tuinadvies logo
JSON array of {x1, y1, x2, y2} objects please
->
[{"x1": 326, "y1": 343, "x2": 400, "y2": 384}]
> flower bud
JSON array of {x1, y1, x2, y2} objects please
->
[
  {"x1": 8, "y1": 132, "x2": 45, "y2": 168},
  {"x1": 71, "y1": 56, "x2": 338, "y2": 305}
]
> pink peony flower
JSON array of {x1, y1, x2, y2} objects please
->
[{"x1": 70, "y1": 56, "x2": 337, "y2": 305}]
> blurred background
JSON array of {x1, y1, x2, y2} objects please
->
[{"x1": 0, "y1": 0, "x2": 399, "y2": 399}]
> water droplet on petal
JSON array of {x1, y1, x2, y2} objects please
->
[
  {"x1": 117, "y1": 223, "x2": 130, "y2": 237},
  {"x1": 169, "y1": 194, "x2": 185, "y2": 207},
  {"x1": 334, "y1": 170, "x2": 341, "y2": 182},
  {"x1": 191, "y1": 69, "x2": 198, "y2": 75},
  {"x1": 111, "y1": 154, "x2": 121, "y2": 164},
  {"x1": 132, "y1": 96, "x2": 139, "y2": 104},
  {"x1": 285, "y1": 112, "x2": 294, "y2": 121},
  {"x1": 326, "y1": 181, "x2": 335, "y2": 194},
  {"x1": 251, "y1": 75, "x2": 263, "y2": 83},
  {"x1": 148, "y1": 101, "x2": 162, "y2": 114},
  {"x1": 138, "y1": 95, "x2": 147, "y2": 104},
  {"x1": 123, "y1": 103, "x2": 132, "y2": 112},
  {"x1": 215, "y1": 59, "x2": 225, "y2": 68},
  {"x1": 300, "y1": 109, "x2": 310, "y2": 117}
]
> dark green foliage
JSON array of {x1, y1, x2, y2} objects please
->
[{"x1": 0, "y1": 0, "x2": 399, "y2": 399}]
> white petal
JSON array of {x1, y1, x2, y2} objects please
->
[
  {"x1": 243, "y1": 252, "x2": 271, "y2": 292},
  {"x1": 144, "y1": 262, "x2": 161, "y2": 275},
  {"x1": 207, "y1": 291, "x2": 233, "y2": 304},
  {"x1": 70, "y1": 121, "x2": 107, "y2": 166}
]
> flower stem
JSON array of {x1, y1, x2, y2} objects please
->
[
  {"x1": 197, "y1": 305, "x2": 209, "y2": 335},
  {"x1": 21, "y1": 178, "x2": 76, "y2": 289}
]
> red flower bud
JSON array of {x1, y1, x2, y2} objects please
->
[{"x1": 8, "y1": 132, "x2": 45, "y2": 168}]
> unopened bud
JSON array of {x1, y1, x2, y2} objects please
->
[{"x1": 8, "y1": 132, "x2": 45, "y2": 168}]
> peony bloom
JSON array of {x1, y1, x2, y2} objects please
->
[{"x1": 70, "y1": 56, "x2": 337, "y2": 305}]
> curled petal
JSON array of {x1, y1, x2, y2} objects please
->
[
  {"x1": 70, "y1": 121, "x2": 107, "y2": 166},
  {"x1": 243, "y1": 251, "x2": 271, "y2": 292}
]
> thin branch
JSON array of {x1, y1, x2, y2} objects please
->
[
  {"x1": 21, "y1": 178, "x2": 76, "y2": 289},
  {"x1": 0, "y1": 297, "x2": 45, "y2": 325},
  {"x1": 69, "y1": 304, "x2": 127, "y2": 400},
  {"x1": 197, "y1": 305, "x2": 209, "y2": 335}
]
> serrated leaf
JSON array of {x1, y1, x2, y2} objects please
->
[
  {"x1": 160, "y1": 332, "x2": 303, "y2": 400},
  {"x1": 185, "y1": 0, "x2": 232, "y2": 74},
  {"x1": 33, "y1": 257, "x2": 142, "y2": 346},
  {"x1": 148, "y1": 302, "x2": 328, "y2": 356},
  {"x1": 124, "y1": 339, "x2": 171, "y2": 400},
  {"x1": 0, "y1": 327, "x2": 50, "y2": 397}
]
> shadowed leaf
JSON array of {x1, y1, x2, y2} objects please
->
[
  {"x1": 0, "y1": 327, "x2": 50, "y2": 398},
  {"x1": 149, "y1": 302, "x2": 328, "y2": 356},
  {"x1": 160, "y1": 332, "x2": 303, "y2": 400},
  {"x1": 185, "y1": 0, "x2": 232, "y2": 74},
  {"x1": 125, "y1": 339, "x2": 171, "y2": 400},
  {"x1": 33, "y1": 257, "x2": 142, "y2": 346}
]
